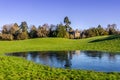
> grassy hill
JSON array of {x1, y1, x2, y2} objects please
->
[
  {"x1": 0, "y1": 35, "x2": 120, "y2": 54},
  {"x1": 0, "y1": 35, "x2": 120, "y2": 80}
]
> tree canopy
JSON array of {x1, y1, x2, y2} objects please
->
[{"x1": 0, "y1": 17, "x2": 119, "y2": 40}]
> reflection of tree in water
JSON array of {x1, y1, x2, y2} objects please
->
[
  {"x1": 41, "y1": 51, "x2": 73, "y2": 68},
  {"x1": 83, "y1": 51, "x2": 103, "y2": 59},
  {"x1": 7, "y1": 52, "x2": 28, "y2": 58},
  {"x1": 33, "y1": 51, "x2": 73, "y2": 68},
  {"x1": 48, "y1": 51, "x2": 67, "y2": 67},
  {"x1": 8, "y1": 51, "x2": 74, "y2": 68},
  {"x1": 108, "y1": 52, "x2": 116, "y2": 61},
  {"x1": 38, "y1": 52, "x2": 51, "y2": 63},
  {"x1": 64, "y1": 51, "x2": 73, "y2": 68},
  {"x1": 29, "y1": 52, "x2": 40, "y2": 61}
]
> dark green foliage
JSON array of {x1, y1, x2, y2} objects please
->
[
  {"x1": 49, "y1": 24, "x2": 58, "y2": 37},
  {"x1": 107, "y1": 24, "x2": 118, "y2": 35},
  {"x1": 96, "y1": 25, "x2": 108, "y2": 36},
  {"x1": 64, "y1": 16, "x2": 72, "y2": 31},
  {"x1": 57, "y1": 24, "x2": 69, "y2": 38},
  {"x1": 20, "y1": 21, "x2": 28, "y2": 32},
  {"x1": 29, "y1": 25, "x2": 38, "y2": 38},
  {"x1": 82, "y1": 25, "x2": 108, "y2": 38},
  {"x1": 49, "y1": 30, "x2": 57, "y2": 37},
  {"x1": 64, "y1": 16, "x2": 71, "y2": 26}
]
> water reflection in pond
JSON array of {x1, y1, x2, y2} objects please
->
[{"x1": 6, "y1": 51, "x2": 120, "y2": 72}]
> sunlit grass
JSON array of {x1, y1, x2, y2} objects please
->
[
  {"x1": 0, "y1": 35, "x2": 120, "y2": 79},
  {"x1": 0, "y1": 35, "x2": 120, "y2": 55},
  {"x1": 0, "y1": 56, "x2": 120, "y2": 80}
]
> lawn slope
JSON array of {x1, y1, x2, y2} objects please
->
[
  {"x1": 0, "y1": 35, "x2": 120, "y2": 80},
  {"x1": 0, "y1": 35, "x2": 120, "y2": 54},
  {"x1": 0, "y1": 56, "x2": 120, "y2": 80}
]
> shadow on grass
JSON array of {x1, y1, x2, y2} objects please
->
[{"x1": 89, "y1": 35, "x2": 120, "y2": 43}]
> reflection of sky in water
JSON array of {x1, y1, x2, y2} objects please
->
[
  {"x1": 72, "y1": 51, "x2": 120, "y2": 72},
  {"x1": 7, "y1": 51, "x2": 120, "y2": 72}
]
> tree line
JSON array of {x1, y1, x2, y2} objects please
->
[{"x1": 0, "y1": 16, "x2": 119, "y2": 40}]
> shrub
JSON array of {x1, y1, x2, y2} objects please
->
[
  {"x1": 69, "y1": 34, "x2": 74, "y2": 39},
  {"x1": 1, "y1": 34, "x2": 13, "y2": 41},
  {"x1": 17, "y1": 32, "x2": 28, "y2": 40}
]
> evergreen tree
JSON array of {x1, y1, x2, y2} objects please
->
[
  {"x1": 64, "y1": 16, "x2": 71, "y2": 31},
  {"x1": 20, "y1": 21, "x2": 28, "y2": 32}
]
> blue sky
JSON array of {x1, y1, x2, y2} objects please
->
[{"x1": 0, "y1": 0, "x2": 120, "y2": 30}]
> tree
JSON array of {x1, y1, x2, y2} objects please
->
[
  {"x1": 0, "y1": 33, "x2": 2, "y2": 39},
  {"x1": 9, "y1": 23, "x2": 19, "y2": 34},
  {"x1": 37, "y1": 24, "x2": 49, "y2": 37},
  {"x1": 64, "y1": 16, "x2": 71, "y2": 26},
  {"x1": 49, "y1": 24, "x2": 57, "y2": 37},
  {"x1": 1, "y1": 24, "x2": 19, "y2": 40},
  {"x1": 107, "y1": 24, "x2": 117, "y2": 35},
  {"x1": 17, "y1": 21, "x2": 29, "y2": 40},
  {"x1": 29, "y1": 25, "x2": 38, "y2": 38},
  {"x1": 2, "y1": 24, "x2": 11, "y2": 34},
  {"x1": 20, "y1": 21, "x2": 28, "y2": 32},
  {"x1": 64, "y1": 16, "x2": 71, "y2": 31},
  {"x1": 17, "y1": 32, "x2": 28, "y2": 40},
  {"x1": 9, "y1": 23, "x2": 19, "y2": 39},
  {"x1": 96, "y1": 25, "x2": 108, "y2": 36},
  {"x1": 69, "y1": 29, "x2": 74, "y2": 39},
  {"x1": 57, "y1": 24, "x2": 69, "y2": 38}
]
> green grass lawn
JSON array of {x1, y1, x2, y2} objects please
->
[
  {"x1": 0, "y1": 35, "x2": 120, "y2": 80},
  {"x1": 1, "y1": 35, "x2": 120, "y2": 54}
]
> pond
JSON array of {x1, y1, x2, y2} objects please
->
[{"x1": 6, "y1": 51, "x2": 120, "y2": 72}]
